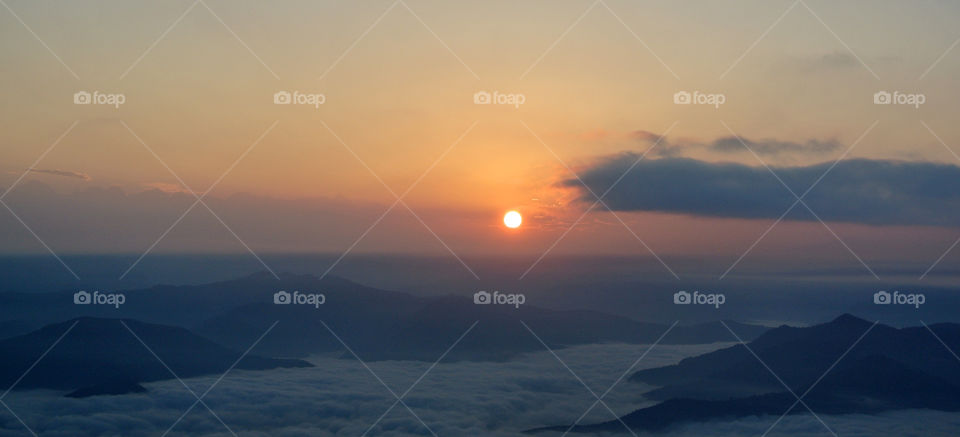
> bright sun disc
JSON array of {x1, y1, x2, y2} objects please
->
[{"x1": 504, "y1": 210, "x2": 522, "y2": 228}]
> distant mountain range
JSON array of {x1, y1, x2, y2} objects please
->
[
  {"x1": 0, "y1": 273, "x2": 769, "y2": 362},
  {"x1": 0, "y1": 317, "x2": 311, "y2": 397},
  {"x1": 528, "y1": 315, "x2": 960, "y2": 434}
]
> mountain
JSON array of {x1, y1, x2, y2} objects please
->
[
  {"x1": 528, "y1": 315, "x2": 960, "y2": 433},
  {"x1": 0, "y1": 317, "x2": 311, "y2": 396},
  {"x1": 194, "y1": 289, "x2": 768, "y2": 362},
  {"x1": 0, "y1": 272, "x2": 768, "y2": 362},
  {"x1": 0, "y1": 272, "x2": 331, "y2": 332}
]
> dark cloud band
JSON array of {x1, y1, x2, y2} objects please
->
[{"x1": 566, "y1": 156, "x2": 960, "y2": 226}]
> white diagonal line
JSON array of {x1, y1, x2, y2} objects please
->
[
  {"x1": 0, "y1": 400, "x2": 37, "y2": 436},
  {"x1": 733, "y1": 131, "x2": 880, "y2": 279},
  {"x1": 119, "y1": 0, "x2": 278, "y2": 80},
  {"x1": 121, "y1": 320, "x2": 237, "y2": 437},
  {"x1": 1, "y1": 121, "x2": 79, "y2": 200},
  {"x1": 198, "y1": 0, "x2": 280, "y2": 80},
  {"x1": 921, "y1": 121, "x2": 960, "y2": 164},
  {"x1": 919, "y1": 38, "x2": 960, "y2": 81},
  {"x1": 719, "y1": 0, "x2": 801, "y2": 80},
  {"x1": 360, "y1": 320, "x2": 478, "y2": 436},
  {"x1": 400, "y1": 202, "x2": 480, "y2": 279},
  {"x1": 320, "y1": 319, "x2": 477, "y2": 437},
  {"x1": 519, "y1": 121, "x2": 678, "y2": 280},
  {"x1": 719, "y1": 320, "x2": 837, "y2": 437},
  {"x1": 318, "y1": 200, "x2": 401, "y2": 281},
  {"x1": 400, "y1": 321, "x2": 479, "y2": 399},
  {"x1": 119, "y1": 120, "x2": 279, "y2": 279},
  {"x1": 561, "y1": 321, "x2": 679, "y2": 436},
  {"x1": 317, "y1": 320, "x2": 402, "y2": 399},
  {"x1": 398, "y1": 0, "x2": 479, "y2": 80},
  {"x1": 0, "y1": 319, "x2": 74, "y2": 435},
  {"x1": 597, "y1": 0, "x2": 679, "y2": 80},
  {"x1": 724, "y1": 121, "x2": 880, "y2": 279},
  {"x1": 519, "y1": 0, "x2": 601, "y2": 80},
  {"x1": 317, "y1": 120, "x2": 479, "y2": 280},
  {"x1": 0, "y1": 400, "x2": 36, "y2": 437},
  {"x1": 799, "y1": 0, "x2": 879, "y2": 80},
  {"x1": 758, "y1": 320, "x2": 877, "y2": 437},
  {"x1": 799, "y1": 205, "x2": 879, "y2": 279},
  {"x1": 719, "y1": 120, "x2": 879, "y2": 280},
  {"x1": 318, "y1": 0, "x2": 401, "y2": 81},
  {"x1": 1, "y1": 320, "x2": 78, "y2": 398},
  {"x1": 0, "y1": 120, "x2": 82, "y2": 280},
  {"x1": 521, "y1": 320, "x2": 639, "y2": 437},
  {"x1": 120, "y1": 121, "x2": 279, "y2": 280},
  {"x1": 921, "y1": 236, "x2": 960, "y2": 280},
  {"x1": 519, "y1": 201, "x2": 603, "y2": 281},
  {"x1": 120, "y1": 0, "x2": 201, "y2": 80},
  {"x1": 519, "y1": 120, "x2": 678, "y2": 279},
  {"x1": 200, "y1": 203, "x2": 280, "y2": 279},
  {"x1": 317, "y1": 120, "x2": 480, "y2": 279},
  {"x1": 720, "y1": 201, "x2": 801, "y2": 280},
  {"x1": 0, "y1": 199, "x2": 80, "y2": 280},
  {"x1": 162, "y1": 320, "x2": 278, "y2": 437},
  {"x1": 0, "y1": 0, "x2": 80, "y2": 80}
]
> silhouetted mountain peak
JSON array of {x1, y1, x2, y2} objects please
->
[
  {"x1": 0, "y1": 317, "x2": 312, "y2": 393},
  {"x1": 550, "y1": 317, "x2": 960, "y2": 434},
  {"x1": 828, "y1": 313, "x2": 872, "y2": 328}
]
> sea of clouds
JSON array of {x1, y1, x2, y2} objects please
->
[{"x1": 0, "y1": 342, "x2": 957, "y2": 436}]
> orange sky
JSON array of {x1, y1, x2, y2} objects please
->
[{"x1": 3, "y1": 0, "x2": 960, "y2": 269}]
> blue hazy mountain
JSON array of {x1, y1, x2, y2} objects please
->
[
  {"x1": 190, "y1": 277, "x2": 767, "y2": 361},
  {"x1": 528, "y1": 315, "x2": 960, "y2": 433},
  {"x1": 0, "y1": 317, "x2": 311, "y2": 397},
  {"x1": 0, "y1": 273, "x2": 768, "y2": 362}
]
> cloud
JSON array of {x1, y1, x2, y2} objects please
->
[
  {"x1": 141, "y1": 182, "x2": 192, "y2": 194},
  {"x1": 564, "y1": 156, "x2": 960, "y2": 226},
  {"x1": 649, "y1": 135, "x2": 841, "y2": 158},
  {"x1": 0, "y1": 343, "x2": 716, "y2": 436},
  {"x1": 707, "y1": 137, "x2": 841, "y2": 156},
  {"x1": 798, "y1": 51, "x2": 860, "y2": 72},
  {"x1": 2, "y1": 342, "x2": 957, "y2": 436},
  {"x1": 26, "y1": 168, "x2": 91, "y2": 181}
]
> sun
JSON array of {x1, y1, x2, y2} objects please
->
[{"x1": 503, "y1": 210, "x2": 522, "y2": 229}]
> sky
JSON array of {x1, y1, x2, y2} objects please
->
[{"x1": 3, "y1": 0, "x2": 960, "y2": 278}]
